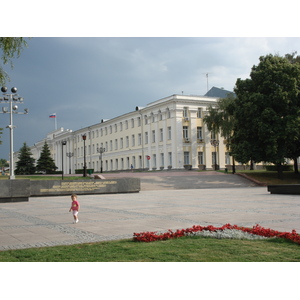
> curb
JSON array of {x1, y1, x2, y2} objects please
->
[{"x1": 235, "y1": 173, "x2": 267, "y2": 186}]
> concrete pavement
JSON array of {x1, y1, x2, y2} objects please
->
[{"x1": 0, "y1": 171, "x2": 299, "y2": 250}]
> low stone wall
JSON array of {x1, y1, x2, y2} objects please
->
[
  {"x1": 0, "y1": 178, "x2": 140, "y2": 202},
  {"x1": 0, "y1": 179, "x2": 31, "y2": 202},
  {"x1": 268, "y1": 184, "x2": 300, "y2": 195}
]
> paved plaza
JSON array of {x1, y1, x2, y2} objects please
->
[{"x1": 0, "y1": 171, "x2": 299, "y2": 250}]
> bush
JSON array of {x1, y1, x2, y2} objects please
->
[{"x1": 265, "y1": 165, "x2": 293, "y2": 171}]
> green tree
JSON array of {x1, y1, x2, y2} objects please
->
[
  {"x1": 203, "y1": 93, "x2": 237, "y2": 172},
  {"x1": 0, "y1": 37, "x2": 29, "y2": 85},
  {"x1": 36, "y1": 141, "x2": 57, "y2": 174},
  {"x1": 231, "y1": 54, "x2": 300, "y2": 178},
  {"x1": 15, "y1": 142, "x2": 36, "y2": 175}
]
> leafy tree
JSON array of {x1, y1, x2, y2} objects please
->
[
  {"x1": 203, "y1": 93, "x2": 237, "y2": 172},
  {"x1": 0, "y1": 158, "x2": 8, "y2": 167},
  {"x1": 0, "y1": 37, "x2": 29, "y2": 85},
  {"x1": 231, "y1": 54, "x2": 300, "y2": 178},
  {"x1": 36, "y1": 141, "x2": 57, "y2": 174},
  {"x1": 15, "y1": 142, "x2": 36, "y2": 175}
]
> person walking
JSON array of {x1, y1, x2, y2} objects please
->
[{"x1": 69, "y1": 193, "x2": 80, "y2": 223}]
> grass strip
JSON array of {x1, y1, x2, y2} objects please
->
[{"x1": 0, "y1": 236, "x2": 299, "y2": 262}]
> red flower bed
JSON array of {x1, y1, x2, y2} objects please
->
[{"x1": 133, "y1": 224, "x2": 300, "y2": 244}]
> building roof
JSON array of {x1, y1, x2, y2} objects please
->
[{"x1": 204, "y1": 86, "x2": 235, "y2": 98}]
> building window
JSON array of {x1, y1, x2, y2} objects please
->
[
  {"x1": 158, "y1": 110, "x2": 162, "y2": 121},
  {"x1": 160, "y1": 153, "x2": 164, "y2": 167},
  {"x1": 152, "y1": 130, "x2": 156, "y2": 143},
  {"x1": 152, "y1": 113, "x2": 155, "y2": 123},
  {"x1": 115, "y1": 139, "x2": 118, "y2": 150},
  {"x1": 212, "y1": 152, "x2": 217, "y2": 165},
  {"x1": 120, "y1": 138, "x2": 123, "y2": 149},
  {"x1": 168, "y1": 152, "x2": 172, "y2": 166},
  {"x1": 197, "y1": 108, "x2": 202, "y2": 118},
  {"x1": 168, "y1": 126, "x2": 171, "y2": 140},
  {"x1": 145, "y1": 131, "x2": 148, "y2": 144},
  {"x1": 105, "y1": 127, "x2": 107, "y2": 135},
  {"x1": 153, "y1": 154, "x2": 157, "y2": 168},
  {"x1": 183, "y1": 126, "x2": 189, "y2": 139},
  {"x1": 197, "y1": 127, "x2": 203, "y2": 140},
  {"x1": 109, "y1": 125, "x2": 112, "y2": 134},
  {"x1": 131, "y1": 118, "x2": 134, "y2": 128},
  {"x1": 138, "y1": 133, "x2": 142, "y2": 145},
  {"x1": 183, "y1": 107, "x2": 189, "y2": 118},
  {"x1": 225, "y1": 152, "x2": 231, "y2": 165},
  {"x1": 198, "y1": 152, "x2": 204, "y2": 165},
  {"x1": 184, "y1": 152, "x2": 190, "y2": 165},
  {"x1": 211, "y1": 132, "x2": 217, "y2": 140},
  {"x1": 125, "y1": 120, "x2": 128, "y2": 129},
  {"x1": 160, "y1": 128, "x2": 163, "y2": 141},
  {"x1": 166, "y1": 108, "x2": 171, "y2": 118},
  {"x1": 144, "y1": 115, "x2": 148, "y2": 125},
  {"x1": 126, "y1": 136, "x2": 129, "y2": 148},
  {"x1": 115, "y1": 124, "x2": 117, "y2": 132},
  {"x1": 120, "y1": 122, "x2": 123, "y2": 131},
  {"x1": 110, "y1": 140, "x2": 112, "y2": 151},
  {"x1": 138, "y1": 117, "x2": 141, "y2": 127},
  {"x1": 132, "y1": 134, "x2": 135, "y2": 147}
]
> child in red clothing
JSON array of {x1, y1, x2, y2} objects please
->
[{"x1": 69, "y1": 194, "x2": 80, "y2": 223}]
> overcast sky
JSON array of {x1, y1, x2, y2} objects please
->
[
  {"x1": 1, "y1": 37, "x2": 299, "y2": 160},
  {"x1": 1, "y1": 0, "x2": 300, "y2": 160}
]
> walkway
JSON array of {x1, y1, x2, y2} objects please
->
[{"x1": 0, "y1": 171, "x2": 299, "y2": 250}]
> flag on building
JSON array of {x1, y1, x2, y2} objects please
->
[{"x1": 49, "y1": 113, "x2": 56, "y2": 118}]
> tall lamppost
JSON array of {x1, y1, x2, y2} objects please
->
[
  {"x1": 61, "y1": 140, "x2": 67, "y2": 180},
  {"x1": 97, "y1": 147, "x2": 105, "y2": 173},
  {"x1": 0, "y1": 87, "x2": 28, "y2": 180},
  {"x1": 210, "y1": 139, "x2": 219, "y2": 170},
  {"x1": 66, "y1": 152, "x2": 74, "y2": 174},
  {"x1": 82, "y1": 134, "x2": 87, "y2": 177}
]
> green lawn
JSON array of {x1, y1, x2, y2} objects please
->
[
  {"x1": 0, "y1": 236, "x2": 299, "y2": 262},
  {"x1": 237, "y1": 170, "x2": 300, "y2": 185}
]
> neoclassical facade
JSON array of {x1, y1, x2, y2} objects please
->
[{"x1": 23, "y1": 92, "x2": 233, "y2": 173}]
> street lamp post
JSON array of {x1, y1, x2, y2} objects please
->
[
  {"x1": 210, "y1": 139, "x2": 219, "y2": 170},
  {"x1": 0, "y1": 87, "x2": 28, "y2": 180},
  {"x1": 82, "y1": 134, "x2": 87, "y2": 177},
  {"x1": 97, "y1": 147, "x2": 105, "y2": 173},
  {"x1": 61, "y1": 140, "x2": 67, "y2": 180},
  {"x1": 66, "y1": 152, "x2": 74, "y2": 174}
]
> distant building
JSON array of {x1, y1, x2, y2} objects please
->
[
  {"x1": 15, "y1": 88, "x2": 236, "y2": 173},
  {"x1": 204, "y1": 86, "x2": 235, "y2": 98}
]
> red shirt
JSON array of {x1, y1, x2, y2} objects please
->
[{"x1": 71, "y1": 200, "x2": 79, "y2": 211}]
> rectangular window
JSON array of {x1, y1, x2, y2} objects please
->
[
  {"x1": 160, "y1": 128, "x2": 163, "y2": 141},
  {"x1": 198, "y1": 152, "x2": 204, "y2": 165},
  {"x1": 183, "y1": 107, "x2": 188, "y2": 118},
  {"x1": 160, "y1": 153, "x2": 164, "y2": 167},
  {"x1": 183, "y1": 126, "x2": 189, "y2": 139},
  {"x1": 132, "y1": 134, "x2": 135, "y2": 147},
  {"x1": 153, "y1": 154, "x2": 157, "y2": 168},
  {"x1": 126, "y1": 136, "x2": 129, "y2": 148},
  {"x1": 138, "y1": 117, "x2": 141, "y2": 127},
  {"x1": 138, "y1": 133, "x2": 142, "y2": 145},
  {"x1": 152, "y1": 130, "x2": 156, "y2": 143},
  {"x1": 131, "y1": 118, "x2": 134, "y2": 128},
  {"x1": 115, "y1": 139, "x2": 118, "y2": 150},
  {"x1": 197, "y1": 108, "x2": 202, "y2": 118},
  {"x1": 168, "y1": 152, "x2": 172, "y2": 166},
  {"x1": 120, "y1": 138, "x2": 123, "y2": 149},
  {"x1": 145, "y1": 131, "x2": 148, "y2": 144},
  {"x1": 184, "y1": 152, "x2": 190, "y2": 165},
  {"x1": 168, "y1": 126, "x2": 171, "y2": 139},
  {"x1": 197, "y1": 127, "x2": 203, "y2": 140}
]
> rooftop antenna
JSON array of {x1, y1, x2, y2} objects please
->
[{"x1": 203, "y1": 72, "x2": 212, "y2": 93}]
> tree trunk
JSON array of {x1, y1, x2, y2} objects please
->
[
  {"x1": 232, "y1": 157, "x2": 236, "y2": 174},
  {"x1": 293, "y1": 156, "x2": 299, "y2": 174},
  {"x1": 277, "y1": 162, "x2": 283, "y2": 180}
]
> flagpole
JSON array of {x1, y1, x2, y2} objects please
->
[{"x1": 55, "y1": 115, "x2": 57, "y2": 130}]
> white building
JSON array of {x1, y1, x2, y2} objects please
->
[{"x1": 22, "y1": 91, "x2": 234, "y2": 173}]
